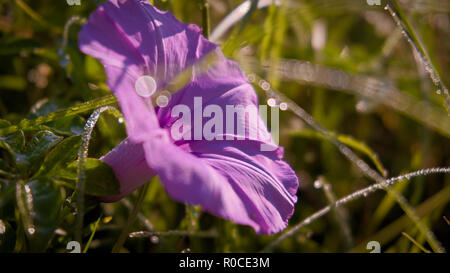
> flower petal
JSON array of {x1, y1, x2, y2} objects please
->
[
  {"x1": 79, "y1": 0, "x2": 300, "y2": 234},
  {"x1": 80, "y1": 0, "x2": 216, "y2": 83},
  {"x1": 142, "y1": 131, "x2": 298, "y2": 234},
  {"x1": 100, "y1": 138, "x2": 155, "y2": 202},
  {"x1": 79, "y1": 0, "x2": 221, "y2": 141},
  {"x1": 157, "y1": 58, "x2": 275, "y2": 146}
]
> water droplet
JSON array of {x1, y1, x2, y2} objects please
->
[
  {"x1": 239, "y1": 2, "x2": 251, "y2": 14},
  {"x1": 156, "y1": 91, "x2": 170, "y2": 107},
  {"x1": 58, "y1": 49, "x2": 70, "y2": 67},
  {"x1": 356, "y1": 100, "x2": 369, "y2": 113},
  {"x1": 0, "y1": 220, "x2": 5, "y2": 234},
  {"x1": 54, "y1": 228, "x2": 67, "y2": 236},
  {"x1": 363, "y1": 192, "x2": 368, "y2": 197},
  {"x1": 181, "y1": 248, "x2": 191, "y2": 253},
  {"x1": 135, "y1": 75, "x2": 157, "y2": 97},
  {"x1": 313, "y1": 180, "x2": 322, "y2": 189},
  {"x1": 88, "y1": 83, "x2": 99, "y2": 90},
  {"x1": 27, "y1": 226, "x2": 36, "y2": 235},
  {"x1": 436, "y1": 89, "x2": 442, "y2": 94},
  {"x1": 129, "y1": 232, "x2": 142, "y2": 238},
  {"x1": 118, "y1": 117, "x2": 124, "y2": 124},
  {"x1": 260, "y1": 81, "x2": 271, "y2": 91},
  {"x1": 279, "y1": 102, "x2": 288, "y2": 111},
  {"x1": 150, "y1": 235, "x2": 160, "y2": 244},
  {"x1": 267, "y1": 98, "x2": 277, "y2": 107}
]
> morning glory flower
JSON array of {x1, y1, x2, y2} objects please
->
[{"x1": 79, "y1": 0, "x2": 298, "y2": 234}]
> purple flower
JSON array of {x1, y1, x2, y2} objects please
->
[{"x1": 79, "y1": 0, "x2": 298, "y2": 234}]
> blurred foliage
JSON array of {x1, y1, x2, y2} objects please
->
[{"x1": 0, "y1": 0, "x2": 449, "y2": 253}]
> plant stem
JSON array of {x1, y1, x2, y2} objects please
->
[
  {"x1": 262, "y1": 167, "x2": 450, "y2": 252},
  {"x1": 386, "y1": 1, "x2": 450, "y2": 113},
  {"x1": 83, "y1": 215, "x2": 102, "y2": 253},
  {"x1": 129, "y1": 229, "x2": 218, "y2": 238},
  {"x1": 111, "y1": 182, "x2": 150, "y2": 253},
  {"x1": 75, "y1": 106, "x2": 120, "y2": 246},
  {"x1": 401, "y1": 232, "x2": 431, "y2": 253},
  {"x1": 201, "y1": 0, "x2": 210, "y2": 39}
]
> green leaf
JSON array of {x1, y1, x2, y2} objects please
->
[
  {"x1": 28, "y1": 100, "x2": 85, "y2": 136},
  {"x1": 0, "y1": 95, "x2": 117, "y2": 137},
  {"x1": 15, "y1": 131, "x2": 63, "y2": 174},
  {"x1": 48, "y1": 116, "x2": 85, "y2": 136},
  {"x1": 57, "y1": 158, "x2": 120, "y2": 197},
  {"x1": 16, "y1": 179, "x2": 63, "y2": 252},
  {"x1": 33, "y1": 135, "x2": 81, "y2": 179},
  {"x1": 0, "y1": 130, "x2": 25, "y2": 157},
  {"x1": 96, "y1": 112, "x2": 126, "y2": 149},
  {"x1": 0, "y1": 119, "x2": 11, "y2": 128}
]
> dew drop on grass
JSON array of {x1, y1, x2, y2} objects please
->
[
  {"x1": 313, "y1": 180, "x2": 322, "y2": 189},
  {"x1": 181, "y1": 248, "x2": 191, "y2": 253},
  {"x1": 150, "y1": 235, "x2": 160, "y2": 244},
  {"x1": 239, "y1": 1, "x2": 250, "y2": 14},
  {"x1": 27, "y1": 226, "x2": 36, "y2": 235},
  {"x1": 128, "y1": 231, "x2": 142, "y2": 238},
  {"x1": 267, "y1": 98, "x2": 277, "y2": 107},
  {"x1": 247, "y1": 73, "x2": 256, "y2": 83},
  {"x1": 156, "y1": 92, "x2": 171, "y2": 108},
  {"x1": 259, "y1": 80, "x2": 271, "y2": 91},
  {"x1": 58, "y1": 48, "x2": 70, "y2": 68},
  {"x1": 0, "y1": 220, "x2": 5, "y2": 234}
]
